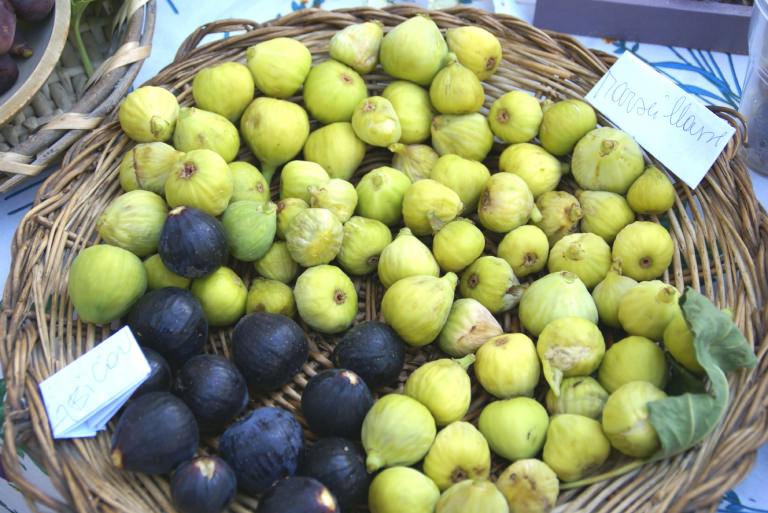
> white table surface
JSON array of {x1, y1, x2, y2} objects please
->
[{"x1": 0, "y1": 1, "x2": 765, "y2": 512}]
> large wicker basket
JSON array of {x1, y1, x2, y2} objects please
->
[{"x1": 2, "y1": 5, "x2": 766, "y2": 513}]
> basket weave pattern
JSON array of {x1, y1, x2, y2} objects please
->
[{"x1": 1, "y1": 5, "x2": 767, "y2": 513}]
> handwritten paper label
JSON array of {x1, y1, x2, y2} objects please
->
[
  {"x1": 39, "y1": 326, "x2": 150, "y2": 439},
  {"x1": 585, "y1": 51, "x2": 735, "y2": 189}
]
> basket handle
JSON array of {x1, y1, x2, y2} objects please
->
[{"x1": 174, "y1": 19, "x2": 260, "y2": 62}]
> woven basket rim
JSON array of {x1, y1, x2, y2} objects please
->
[{"x1": 1, "y1": 5, "x2": 767, "y2": 513}]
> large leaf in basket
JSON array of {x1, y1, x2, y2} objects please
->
[{"x1": 646, "y1": 287, "x2": 757, "y2": 459}]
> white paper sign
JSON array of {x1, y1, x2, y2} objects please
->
[
  {"x1": 39, "y1": 326, "x2": 150, "y2": 439},
  {"x1": 585, "y1": 51, "x2": 735, "y2": 189}
]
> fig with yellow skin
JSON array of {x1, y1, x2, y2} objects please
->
[
  {"x1": 308, "y1": 178, "x2": 358, "y2": 223},
  {"x1": 246, "y1": 37, "x2": 311, "y2": 98},
  {"x1": 435, "y1": 480, "x2": 509, "y2": 513},
  {"x1": 383, "y1": 81, "x2": 434, "y2": 144},
  {"x1": 545, "y1": 376, "x2": 609, "y2": 419},
  {"x1": 285, "y1": 208, "x2": 344, "y2": 267},
  {"x1": 378, "y1": 227, "x2": 439, "y2": 288},
  {"x1": 498, "y1": 142, "x2": 565, "y2": 198},
  {"x1": 577, "y1": 189, "x2": 635, "y2": 243},
  {"x1": 537, "y1": 316, "x2": 605, "y2": 394},
  {"x1": 591, "y1": 259, "x2": 638, "y2": 329},
  {"x1": 118, "y1": 86, "x2": 179, "y2": 143},
  {"x1": 437, "y1": 298, "x2": 503, "y2": 358},
  {"x1": 477, "y1": 172, "x2": 539, "y2": 234},
  {"x1": 474, "y1": 333, "x2": 540, "y2": 398},
  {"x1": 547, "y1": 232, "x2": 612, "y2": 289},
  {"x1": 626, "y1": 165, "x2": 677, "y2": 215},
  {"x1": 381, "y1": 273, "x2": 458, "y2": 347},
  {"x1": 404, "y1": 354, "x2": 475, "y2": 426},
  {"x1": 432, "y1": 218, "x2": 485, "y2": 273},
  {"x1": 496, "y1": 459, "x2": 559, "y2": 513},
  {"x1": 253, "y1": 241, "x2": 301, "y2": 284},
  {"x1": 293, "y1": 264, "x2": 357, "y2": 334},
  {"x1": 275, "y1": 198, "x2": 309, "y2": 240},
  {"x1": 245, "y1": 278, "x2": 296, "y2": 317},
  {"x1": 538, "y1": 99, "x2": 597, "y2": 156},
  {"x1": 445, "y1": 25, "x2": 502, "y2": 80},
  {"x1": 351, "y1": 96, "x2": 402, "y2": 147},
  {"x1": 571, "y1": 127, "x2": 645, "y2": 194},
  {"x1": 368, "y1": 467, "x2": 440, "y2": 513},
  {"x1": 430, "y1": 154, "x2": 490, "y2": 215},
  {"x1": 478, "y1": 397, "x2": 549, "y2": 461},
  {"x1": 303, "y1": 122, "x2": 366, "y2": 181},
  {"x1": 460, "y1": 256, "x2": 524, "y2": 315},
  {"x1": 119, "y1": 142, "x2": 181, "y2": 195},
  {"x1": 429, "y1": 54, "x2": 485, "y2": 115},
  {"x1": 192, "y1": 61, "x2": 254, "y2": 122},
  {"x1": 423, "y1": 421, "x2": 490, "y2": 491},
  {"x1": 612, "y1": 221, "x2": 675, "y2": 281},
  {"x1": 96, "y1": 190, "x2": 168, "y2": 257},
  {"x1": 329, "y1": 20, "x2": 383, "y2": 74},
  {"x1": 617, "y1": 280, "x2": 681, "y2": 341},
  {"x1": 431, "y1": 113, "x2": 494, "y2": 161},
  {"x1": 362, "y1": 394, "x2": 437, "y2": 472},
  {"x1": 220, "y1": 200, "x2": 277, "y2": 262},
  {"x1": 279, "y1": 160, "x2": 330, "y2": 204},
  {"x1": 303, "y1": 60, "x2": 368, "y2": 124},
  {"x1": 240, "y1": 97, "x2": 310, "y2": 184},
  {"x1": 598, "y1": 335, "x2": 667, "y2": 393},
  {"x1": 532, "y1": 190, "x2": 583, "y2": 246},
  {"x1": 489, "y1": 91, "x2": 543, "y2": 144},
  {"x1": 401, "y1": 179, "x2": 463, "y2": 236},
  {"x1": 228, "y1": 161, "x2": 270, "y2": 204},
  {"x1": 542, "y1": 413, "x2": 610, "y2": 482},
  {"x1": 518, "y1": 271, "x2": 598, "y2": 336},
  {"x1": 143, "y1": 254, "x2": 190, "y2": 290},
  {"x1": 379, "y1": 14, "x2": 448, "y2": 86},
  {"x1": 190, "y1": 266, "x2": 247, "y2": 327},
  {"x1": 336, "y1": 216, "x2": 393, "y2": 276},
  {"x1": 390, "y1": 143, "x2": 439, "y2": 182},
  {"x1": 601, "y1": 381, "x2": 667, "y2": 458},
  {"x1": 164, "y1": 149, "x2": 233, "y2": 217},
  {"x1": 355, "y1": 166, "x2": 411, "y2": 226},
  {"x1": 497, "y1": 225, "x2": 549, "y2": 278},
  {"x1": 663, "y1": 311, "x2": 705, "y2": 375}
]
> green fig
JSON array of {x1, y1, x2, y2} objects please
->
[
  {"x1": 279, "y1": 160, "x2": 330, "y2": 204},
  {"x1": 401, "y1": 179, "x2": 463, "y2": 236},
  {"x1": 498, "y1": 142, "x2": 565, "y2": 198},
  {"x1": 436, "y1": 480, "x2": 509, "y2": 513},
  {"x1": 571, "y1": 127, "x2": 645, "y2": 194},
  {"x1": 173, "y1": 107, "x2": 240, "y2": 163},
  {"x1": 496, "y1": 459, "x2": 559, "y2": 513},
  {"x1": 545, "y1": 376, "x2": 609, "y2": 420},
  {"x1": 601, "y1": 381, "x2": 667, "y2": 458},
  {"x1": 192, "y1": 61, "x2": 254, "y2": 122},
  {"x1": 390, "y1": 143, "x2": 439, "y2": 182},
  {"x1": 518, "y1": 271, "x2": 598, "y2": 336},
  {"x1": 164, "y1": 149, "x2": 233, "y2": 216},
  {"x1": 246, "y1": 37, "x2": 311, "y2": 99},
  {"x1": 119, "y1": 142, "x2": 181, "y2": 195},
  {"x1": 329, "y1": 21, "x2": 383, "y2": 74},
  {"x1": 190, "y1": 266, "x2": 247, "y2": 327},
  {"x1": 303, "y1": 122, "x2": 366, "y2": 181},
  {"x1": 431, "y1": 113, "x2": 494, "y2": 161},
  {"x1": 445, "y1": 25, "x2": 502, "y2": 81},
  {"x1": 240, "y1": 97, "x2": 310, "y2": 183},
  {"x1": 547, "y1": 232, "x2": 612, "y2": 289},
  {"x1": 475, "y1": 333, "x2": 540, "y2": 398},
  {"x1": 478, "y1": 397, "x2": 549, "y2": 461},
  {"x1": 229, "y1": 161, "x2": 270, "y2": 203},
  {"x1": 253, "y1": 241, "x2": 301, "y2": 284},
  {"x1": 663, "y1": 311, "x2": 705, "y2": 375},
  {"x1": 542, "y1": 414, "x2": 610, "y2": 482},
  {"x1": 118, "y1": 86, "x2": 179, "y2": 143},
  {"x1": 308, "y1": 178, "x2": 358, "y2": 223},
  {"x1": 383, "y1": 81, "x2": 434, "y2": 144},
  {"x1": 143, "y1": 254, "x2": 190, "y2": 290},
  {"x1": 591, "y1": 259, "x2": 638, "y2": 329},
  {"x1": 379, "y1": 14, "x2": 448, "y2": 86},
  {"x1": 303, "y1": 59, "x2": 368, "y2": 124},
  {"x1": 598, "y1": 335, "x2": 667, "y2": 393},
  {"x1": 477, "y1": 172, "x2": 538, "y2": 233},
  {"x1": 612, "y1": 221, "x2": 674, "y2": 281},
  {"x1": 351, "y1": 96, "x2": 402, "y2": 147},
  {"x1": 437, "y1": 298, "x2": 503, "y2": 358},
  {"x1": 221, "y1": 200, "x2": 277, "y2": 262},
  {"x1": 368, "y1": 467, "x2": 440, "y2": 513},
  {"x1": 422, "y1": 421, "x2": 490, "y2": 490},
  {"x1": 432, "y1": 218, "x2": 485, "y2": 273},
  {"x1": 489, "y1": 91, "x2": 543, "y2": 144},
  {"x1": 355, "y1": 166, "x2": 411, "y2": 226},
  {"x1": 497, "y1": 225, "x2": 549, "y2": 278},
  {"x1": 381, "y1": 273, "x2": 458, "y2": 347},
  {"x1": 96, "y1": 190, "x2": 168, "y2": 257},
  {"x1": 538, "y1": 99, "x2": 597, "y2": 156},
  {"x1": 285, "y1": 207, "x2": 344, "y2": 267},
  {"x1": 626, "y1": 165, "x2": 676, "y2": 215},
  {"x1": 459, "y1": 256, "x2": 524, "y2": 314},
  {"x1": 404, "y1": 354, "x2": 476, "y2": 426},
  {"x1": 431, "y1": 154, "x2": 490, "y2": 215},
  {"x1": 246, "y1": 278, "x2": 296, "y2": 317},
  {"x1": 378, "y1": 227, "x2": 440, "y2": 288},
  {"x1": 537, "y1": 317, "x2": 605, "y2": 394},
  {"x1": 294, "y1": 264, "x2": 357, "y2": 333},
  {"x1": 532, "y1": 190, "x2": 583, "y2": 246},
  {"x1": 429, "y1": 54, "x2": 485, "y2": 115},
  {"x1": 576, "y1": 189, "x2": 635, "y2": 243},
  {"x1": 337, "y1": 216, "x2": 393, "y2": 276},
  {"x1": 276, "y1": 197, "x2": 309, "y2": 240},
  {"x1": 617, "y1": 280, "x2": 681, "y2": 341}
]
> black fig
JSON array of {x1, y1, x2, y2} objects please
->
[
  {"x1": 331, "y1": 321, "x2": 405, "y2": 389},
  {"x1": 301, "y1": 369, "x2": 373, "y2": 439},
  {"x1": 298, "y1": 437, "x2": 369, "y2": 508},
  {"x1": 218, "y1": 406, "x2": 305, "y2": 495},
  {"x1": 231, "y1": 312, "x2": 309, "y2": 392},
  {"x1": 124, "y1": 287, "x2": 207, "y2": 367},
  {"x1": 173, "y1": 354, "x2": 249, "y2": 433},
  {"x1": 157, "y1": 205, "x2": 228, "y2": 279},
  {"x1": 257, "y1": 476, "x2": 339, "y2": 513},
  {"x1": 131, "y1": 346, "x2": 172, "y2": 399},
  {"x1": 110, "y1": 392, "x2": 199, "y2": 474},
  {"x1": 170, "y1": 456, "x2": 237, "y2": 513},
  {"x1": 9, "y1": 0, "x2": 54, "y2": 21},
  {"x1": 0, "y1": 0, "x2": 15, "y2": 55},
  {"x1": 0, "y1": 53, "x2": 18, "y2": 95}
]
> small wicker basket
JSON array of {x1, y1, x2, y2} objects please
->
[
  {"x1": 1, "y1": 5, "x2": 766, "y2": 513},
  {"x1": 0, "y1": 0, "x2": 156, "y2": 193}
]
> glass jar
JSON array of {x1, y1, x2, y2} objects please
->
[{"x1": 739, "y1": 0, "x2": 768, "y2": 175}]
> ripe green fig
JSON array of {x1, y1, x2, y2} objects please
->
[
  {"x1": 303, "y1": 59, "x2": 368, "y2": 124},
  {"x1": 246, "y1": 278, "x2": 296, "y2": 317},
  {"x1": 379, "y1": 14, "x2": 448, "y2": 86},
  {"x1": 591, "y1": 259, "x2": 638, "y2": 329},
  {"x1": 253, "y1": 241, "x2": 301, "y2": 284},
  {"x1": 542, "y1": 413, "x2": 610, "y2": 481},
  {"x1": 303, "y1": 122, "x2": 366, "y2": 181},
  {"x1": 220, "y1": 200, "x2": 277, "y2": 262},
  {"x1": 229, "y1": 161, "x2": 270, "y2": 203},
  {"x1": 329, "y1": 20, "x2": 383, "y2": 74},
  {"x1": 355, "y1": 166, "x2": 412, "y2": 226},
  {"x1": 285, "y1": 208, "x2": 343, "y2": 267},
  {"x1": 431, "y1": 113, "x2": 494, "y2": 161},
  {"x1": 547, "y1": 232, "x2": 612, "y2": 289},
  {"x1": 489, "y1": 91, "x2": 543, "y2": 144},
  {"x1": 378, "y1": 227, "x2": 439, "y2": 288},
  {"x1": 351, "y1": 96, "x2": 402, "y2": 147},
  {"x1": 435, "y1": 479, "x2": 509, "y2": 513},
  {"x1": 383, "y1": 81, "x2": 434, "y2": 144},
  {"x1": 422, "y1": 421, "x2": 490, "y2": 490},
  {"x1": 538, "y1": 99, "x2": 596, "y2": 156},
  {"x1": 475, "y1": 333, "x2": 540, "y2": 398},
  {"x1": 445, "y1": 25, "x2": 502, "y2": 80},
  {"x1": 601, "y1": 381, "x2": 667, "y2": 458},
  {"x1": 368, "y1": 467, "x2": 439, "y2": 513},
  {"x1": 477, "y1": 172, "x2": 538, "y2": 233},
  {"x1": 337, "y1": 216, "x2": 393, "y2": 276},
  {"x1": 119, "y1": 142, "x2": 181, "y2": 195},
  {"x1": 545, "y1": 376, "x2": 609, "y2": 420},
  {"x1": 192, "y1": 61, "x2": 254, "y2": 122},
  {"x1": 497, "y1": 225, "x2": 549, "y2": 278},
  {"x1": 143, "y1": 254, "x2": 191, "y2": 290},
  {"x1": 537, "y1": 316, "x2": 605, "y2": 393},
  {"x1": 429, "y1": 54, "x2": 485, "y2": 115},
  {"x1": 626, "y1": 165, "x2": 676, "y2": 215},
  {"x1": 617, "y1": 280, "x2": 681, "y2": 341},
  {"x1": 612, "y1": 221, "x2": 675, "y2": 281},
  {"x1": 164, "y1": 149, "x2": 233, "y2": 216},
  {"x1": 432, "y1": 218, "x2": 485, "y2": 273},
  {"x1": 576, "y1": 189, "x2": 635, "y2": 243},
  {"x1": 118, "y1": 86, "x2": 179, "y2": 143},
  {"x1": 294, "y1": 265, "x2": 357, "y2": 334},
  {"x1": 430, "y1": 154, "x2": 490, "y2": 215},
  {"x1": 496, "y1": 459, "x2": 559, "y2": 513},
  {"x1": 663, "y1": 311, "x2": 704, "y2": 375},
  {"x1": 518, "y1": 271, "x2": 598, "y2": 336},
  {"x1": 245, "y1": 37, "x2": 311, "y2": 98},
  {"x1": 308, "y1": 178, "x2": 358, "y2": 223},
  {"x1": 96, "y1": 190, "x2": 168, "y2": 257},
  {"x1": 571, "y1": 127, "x2": 645, "y2": 194},
  {"x1": 478, "y1": 397, "x2": 549, "y2": 461},
  {"x1": 532, "y1": 190, "x2": 582, "y2": 246},
  {"x1": 598, "y1": 335, "x2": 667, "y2": 393},
  {"x1": 404, "y1": 355, "x2": 475, "y2": 426},
  {"x1": 279, "y1": 160, "x2": 330, "y2": 204},
  {"x1": 390, "y1": 143, "x2": 439, "y2": 182},
  {"x1": 498, "y1": 142, "x2": 565, "y2": 198},
  {"x1": 275, "y1": 198, "x2": 309, "y2": 240},
  {"x1": 437, "y1": 298, "x2": 503, "y2": 358},
  {"x1": 190, "y1": 266, "x2": 247, "y2": 327},
  {"x1": 459, "y1": 256, "x2": 524, "y2": 315},
  {"x1": 401, "y1": 179, "x2": 463, "y2": 236}
]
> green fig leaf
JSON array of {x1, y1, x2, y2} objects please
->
[{"x1": 646, "y1": 287, "x2": 757, "y2": 459}]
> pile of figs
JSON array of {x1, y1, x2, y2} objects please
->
[
  {"x1": 65, "y1": 12, "x2": 707, "y2": 513},
  {"x1": 0, "y1": 0, "x2": 56, "y2": 94}
]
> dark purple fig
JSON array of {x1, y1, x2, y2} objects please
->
[
  {"x1": 257, "y1": 476, "x2": 339, "y2": 513},
  {"x1": 0, "y1": 53, "x2": 18, "y2": 95},
  {"x1": 9, "y1": 0, "x2": 53, "y2": 21},
  {"x1": 331, "y1": 321, "x2": 405, "y2": 389},
  {"x1": 0, "y1": 0, "x2": 15, "y2": 55},
  {"x1": 131, "y1": 346, "x2": 172, "y2": 399},
  {"x1": 173, "y1": 354, "x2": 249, "y2": 433},
  {"x1": 170, "y1": 456, "x2": 237, "y2": 513},
  {"x1": 298, "y1": 437, "x2": 369, "y2": 509},
  {"x1": 158, "y1": 205, "x2": 228, "y2": 279},
  {"x1": 231, "y1": 312, "x2": 309, "y2": 392},
  {"x1": 301, "y1": 369, "x2": 372, "y2": 439},
  {"x1": 110, "y1": 392, "x2": 199, "y2": 474},
  {"x1": 124, "y1": 287, "x2": 207, "y2": 367},
  {"x1": 10, "y1": 31, "x2": 30, "y2": 57},
  {"x1": 218, "y1": 406, "x2": 305, "y2": 495}
]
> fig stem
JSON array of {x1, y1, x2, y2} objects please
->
[
  {"x1": 558, "y1": 459, "x2": 646, "y2": 489},
  {"x1": 262, "y1": 164, "x2": 277, "y2": 186},
  {"x1": 453, "y1": 353, "x2": 476, "y2": 371}
]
